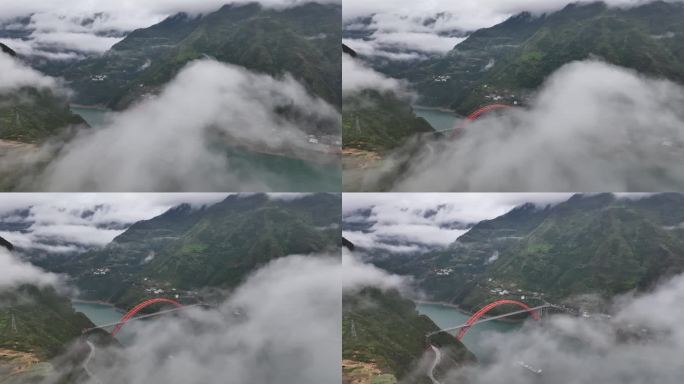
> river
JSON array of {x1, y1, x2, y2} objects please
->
[
  {"x1": 69, "y1": 106, "x2": 341, "y2": 191},
  {"x1": 416, "y1": 302, "x2": 521, "y2": 360},
  {"x1": 70, "y1": 106, "x2": 111, "y2": 127},
  {"x1": 414, "y1": 106, "x2": 461, "y2": 132},
  {"x1": 71, "y1": 301, "x2": 138, "y2": 344}
]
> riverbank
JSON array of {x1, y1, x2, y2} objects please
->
[
  {"x1": 69, "y1": 104, "x2": 110, "y2": 111},
  {"x1": 413, "y1": 105, "x2": 458, "y2": 114},
  {"x1": 415, "y1": 300, "x2": 525, "y2": 324},
  {"x1": 71, "y1": 298, "x2": 121, "y2": 308},
  {"x1": 225, "y1": 138, "x2": 340, "y2": 167}
]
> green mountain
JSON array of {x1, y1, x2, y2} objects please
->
[
  {"x1": 0, "y1": 286, "x2": 93, "y2": 360},
  {"x1": 343, "y1": 89, "x2": 435, "y2": 152},
  {"x1": 395, "y1": 1, "x2": 684, "y2": 114},
  {"x1": 343, "y1": 288, "x2": 474, "y2": 384},
  {"x1": 62, "y1": 2, "x2": 341, "y2": 109},
  {"x1": 0, "y1": 48, "x2": 86, "y2": 143},
  {"x1": 368, "y1": 194, "x2": 684, "y2": 311},
  {"x1": 0, "y1": 88, "x2": 86, "y2": 143},
  {"x1": 52, "y1": 194, "x2": 340, "y2": 308}
]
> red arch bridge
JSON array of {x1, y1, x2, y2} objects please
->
[
  {"x1": 445, "y1": 104, "x2": 512, "y2": 140},
  {"x1": 82, "y1": 298, "x2": 209, "y2": 336},
  {"x1": 426, "y1": 300, "x2": 562, "y2": 341}
]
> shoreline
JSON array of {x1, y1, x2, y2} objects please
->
[
  {"x1": 71, "y1": 298, "x2": 126, "y2": 313},
  {"x1": 69, "y1": 105, "x2": 339, "y2": 166},
  {"x1": 415, "y1": 300, "x2": 525, "y2": 324},
  {"x1": 225, "y1": 140, "x2": 341, "y2": 167},
  {"x1": 69, "y1": 104, "x2": 110, "y2": 111},
  {"x1": 413, "y1": 104, "x2": 459, "y2": 114},
  {"x1": 415, "y1": 299, "x2": 468, "y2": 313}
]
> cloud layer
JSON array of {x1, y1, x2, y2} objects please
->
[
  {"x1": 76, "y1": 254, "x2": 346, "y2": 384},
  {"x1": 0, "y1": 53, "x2": 58, "y2": 91},
  {"x1": 0, "y1": 247, "x2": 60, "y2": 289},
  {"x1": 343, "y1": 193, "x2": 572, "y2": 252},
  {"x1": 1, "y1": 0, "x2": 341, "y2": 58},
  {"x1": 10, "y1": 59, "x2": 339, "y2": 192},
  {"x1": 342, "y1": 55, "x2": 406, "y2": 95},
  {"x1": 437, "y1": 271, "x2": 684, "y2": 383},
  {"x1": 343, "y1": 0, "x2": 683, "y2": 59},
  {"x1": 369, "y1": 60, "x2": 684, "y2": 192},
  {"x1": 0, "y1": 193, "x2": 228, "y2": 254}
]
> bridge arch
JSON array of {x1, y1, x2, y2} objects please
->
[
  {"x1": 450, "y1": 104, "x2": 511, "y2": 140},
  {"x1": 111, "y1": 298, "x2": 183, "y2": 336},
  {"x1": 456, "y1": 299, "x2": 540, "y2": 340}
]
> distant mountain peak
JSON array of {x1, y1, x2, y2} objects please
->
[
  {"x1": 0, "y1": 235, "x2": 14, "y2": 251},
  {"x1": 0, "y1": 42, "x2": 17, "y2": 57}
]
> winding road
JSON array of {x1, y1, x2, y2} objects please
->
[
  {"x1": 428, "y1": 344, "x2": 442, "y2": 384},
  {"x1": 84, "y1": 341, "x2": 103, "y2": 384}
]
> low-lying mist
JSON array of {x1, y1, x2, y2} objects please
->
[
  {"x1": 4, "y1": 59, "x2": 340, "y2": 192},
  {"x1": 434, "y1": 271, "x2": 684, "y2": 383},
  {"x1": 361, "y1": 60, "x2": 684, "y2": 192},
  {"x1": 23, "y1": 251, "x2": 413, "y2": 384},
  {"x1": 0, "y1": 247, "x2": 62, "y2": 290}
]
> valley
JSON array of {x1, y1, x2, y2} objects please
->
[
  {"x1": 0, "y1": 2, "x2": 342, "y2": 192},
  {"x1": 0, "y1": 193, "x2": 342, "y2": 383},
  {"x1": 342, "y1": 192, "x2": 684, "y2": 383}
]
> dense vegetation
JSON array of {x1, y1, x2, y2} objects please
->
[
  {"x1": 342, "y1": 89, "x2": 435, "y2": 152},
  {"x1": 343, "y1": 288, "x2": 474, "y2": 383},
  {"x1": 388, "y1": 1, "x2": 684, "y2": 113},
  {"x1": 0, "y1": 47, "x2": 86, "y2": 143},
  {"x1": 0, "y1": 285, "x2": 93, "y2": 359},
  {"x1": 40, "y1": 194, "x2": 341, "y2": 309},
  {"x1": 59, "y1": 2, "x2": 341, "y2": 109},
  {"x1": 0, "y1": 87, "x2": 86, "y2": 143},
  {"x1": 361, "y1": 194, "x2": 684, "y2": 311}
]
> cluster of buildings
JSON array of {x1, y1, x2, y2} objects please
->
[
  {"x1": 432, "y1": 74, "x2": 451, "y2": 83},
  {"x1": 486, "y1": 278, "x2": 544, "y2": 300},
  {"x1": 142, "y1": 277, "x2": 181, "y2": 299}
]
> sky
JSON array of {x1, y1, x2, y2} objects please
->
[
  {"x1": 0, "y1": 193, "x2": 228, "y2": 253},
  {"x1": 343, "y1": 0, "x2": 682, "y2": 58},
  {"x1": 342, "y1": 193, "x2": 574, "y2": 252},
  {"x1": 0, "y1": 0, "x2": 340, "y2": 58}
]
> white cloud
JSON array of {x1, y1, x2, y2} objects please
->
[
  {"x1": 343, "y1": 0, "x2": 683, "y2": 58},
  {"x1": 0, "y1": 193, "x2": 229, "y2": 253},
  {"x1": 0, "y1": 247, "x2": 60, "y2": 289},
  {"x1": 343, "y1": 193, "x2": 654, "y2": 250},
  {"x1": 10, "y1": 60, "x2": 339, "y2": 191},
  {"x1": 343, "y1": 54, "x2": 406, "y2": 95},
  {"x1": 343, "y1": 193, "x2": 570, "y2": 222},
  {"x1": 342, "y1": 247, "x2": 408, "y2": 291},
  {"x1": 0, "y1": 53, "x2": 58, "y2": 92},
  {"x1": 74, "y1": 254, "x2": 342, "y2": 384},
  {"x1": 68, "y1": 251, "x2": 407, "y2": 384},
  {"x1": 438, "y1": 271, "x2": 684, "y2": 384},
  {"x1": 368, "y1": 60, "x2": 684, "y2": 192},
  {"x1": 29, "y1": 31, "x2": 123, "y2": 54},
  {"x1": 1, "y1": 0, "x2": 341, "y2": 58},
  {"x1": 370, "y1": 31, "x2": 465, "y2": 54}
]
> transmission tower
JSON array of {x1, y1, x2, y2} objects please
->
[
  {"x1": 10, "y1": 309, "x2": 17, "y2": 333},
  {"x1": 351, "y1": 320, "x2": 357, "y2": 339}
]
